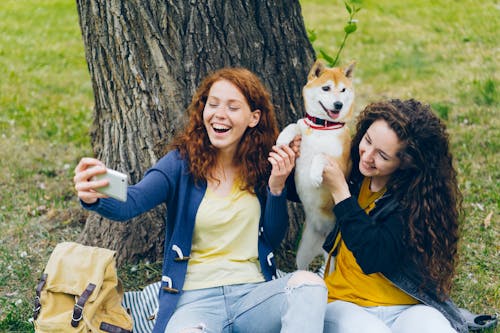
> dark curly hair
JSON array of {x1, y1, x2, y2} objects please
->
[
  {"x1": 350, "y1": 99, "x2": 462, "y2": 299},
  {"x1": 169, "y1": 67, "x2": 279, "y2": 192}
]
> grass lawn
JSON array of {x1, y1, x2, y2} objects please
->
[{"x1": 0, "y1": 0, "x2": 498, "y2": 331}]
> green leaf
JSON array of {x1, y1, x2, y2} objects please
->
[
  {"x1": 344, "y1": 22, "x2": 357, "y2": 34},
  {"x1": 307, "y1": 28, "x2": 317, "y2": 43},
  {"x1": 319, "y1": 49, "x2": 335, "y2": 67},
  {"x1": 345, "y1": 2, "x2": 352, "y2": 14}
]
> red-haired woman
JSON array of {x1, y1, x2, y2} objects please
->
[{"x1": 74, "y1": 67, "x2": 327, "y2": 333}]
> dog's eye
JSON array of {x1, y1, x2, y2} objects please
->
[
  {"x1": 322, "y1": 86, "x2": 330, "y2": 91},
  {"x1": 340, "y1": 88, "x2": 346, "y2": 92}
]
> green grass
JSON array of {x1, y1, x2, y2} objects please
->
[
  {"x1": 0, "y1": 0, "x2": 498, "y2": 331},
  {"x1": 0, "y1": 1, "x2": 93, "y2": 145}
]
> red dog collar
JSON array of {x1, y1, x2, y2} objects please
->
[{"x1": 305, "y1": 113, "x2": 345, "y2": 130}]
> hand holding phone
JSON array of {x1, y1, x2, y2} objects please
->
[{"x1": 93, "y1": 168, "x2": 128, "y2": 202}]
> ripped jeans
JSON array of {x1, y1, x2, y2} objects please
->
[
  {"x1": 324, "y1": 300, "x2": 457, "y2": 333},
  {"x1": 164, "y1": 271, "x2": 327, "y2": 333}
]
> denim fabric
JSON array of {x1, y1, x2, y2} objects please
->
[
  {"x1": 324, "y1": 300, "x2": 457, "y2": 333},
  {"x1": 165, "y1": 273, "x2": 327, "y2": 333}
]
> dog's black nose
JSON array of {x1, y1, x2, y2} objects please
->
[{"x1": 334, "y1": 101, "x2": 343, "y2": 110}]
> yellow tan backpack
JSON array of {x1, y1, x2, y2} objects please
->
[{"x1": 33, "y1": 242, "x2": 133, "y2": 332}]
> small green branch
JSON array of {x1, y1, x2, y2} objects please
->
[{"x1": 311, "y1": 1, "x2": 361, "y2": 67}]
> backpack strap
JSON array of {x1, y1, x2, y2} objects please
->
[
  {"x1": 100, "y1": 322, "x2": 133, "y2": 333},
  {"x1": 33, "y1": 273, "x2": 47, "y2": 320},
  {"x1": 71, "y1": 283, "x2": 96, "y2": 328}
]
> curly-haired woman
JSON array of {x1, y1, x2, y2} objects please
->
[
  {"x1": 74, "y1": 67, "x2": 326, "y2": 333},
  {"x1": 321, "y1": 99, "x2": 467, "y2": 332}
]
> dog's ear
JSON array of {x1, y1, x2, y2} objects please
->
[
  {"x1": 344, "y1": 61, "x2": 356, "y2": 78},
  {"x1": 308, "y1": 59, "x2": 326, "y2": 81}
]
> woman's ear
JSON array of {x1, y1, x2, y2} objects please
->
[{"x1": 249, "y1": 109, "x2": 261, "y2": 128}]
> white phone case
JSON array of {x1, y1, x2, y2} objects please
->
[{"x1": 94, "y1": 168, "x2": 128, "y2": 202}]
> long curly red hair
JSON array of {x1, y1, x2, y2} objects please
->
[
  {"x1": 170, "y1": 67, "x2": 279, "y2": 192},
  {"x1": 350, "y1": 99, "x2": 462, "y2": 299}
]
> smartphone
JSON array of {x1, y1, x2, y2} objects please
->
[{"x1": 93, "y1": 168, "x2": 128, "y2": 202}]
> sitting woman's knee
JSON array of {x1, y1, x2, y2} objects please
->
[{"x1": 287, "y1": 270, "x2": 325, "y2": 287}]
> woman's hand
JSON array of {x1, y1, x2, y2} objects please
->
[
  {"x1": 268, "y1": 145, "x2": 296, "y2": 195},
  {"x1": 322, "y1": 155, "x2": 351, "y2": 203},
  {"x1": 73, "y1": 157, "x2": 110, "y2": 204}
]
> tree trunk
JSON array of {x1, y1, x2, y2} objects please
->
[{"x1": 76, "y1": 0, "x2": 314, "y2": 269}]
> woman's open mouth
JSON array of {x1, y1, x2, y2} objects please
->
[{"x1": 212, "y1": 124, "x2": 231, "y2": 134}]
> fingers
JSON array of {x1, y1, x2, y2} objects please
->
[
  {"x1": 268, "y1": 145, "x2": 297, "y2": 195},
  {"x1": 73, "y1": 157, "x2": 108, "y2": 204},
  {"x1": 322, "y1": 157, "x2": 352, "y2": 203},
  {"x1": 290, "y1": 134, "x2": 302, "y2": 156},
  {"x1": 74, "y1": 157, "x2": 105, "y2": 179},
  {"x1": 323, "y1": 154, "x2": 339, "y2": 166},
  {"x1": 76, "y1": 189, "x2": 109, "y2": 204},
  {"x1": 268, "y1": 145, "x2": 296, "y2": 174},
  {"x1": 74, "y1": 176, "x2": 108, "y2": 193},
  {"x1": 74, "y1": 157, "x2": 105, "y2": 173},
  {"x1": 322, "y1": 156, "x2": 343, "y2": 177}
]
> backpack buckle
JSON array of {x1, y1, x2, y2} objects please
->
[
  {"x1": 32, "y1": 273, "x2": 47, "y2": 320},
  {"x1": 33, "y1": 296, "x2": 41, "y2": 319},
  {"x1": 71, "y1": 283, "x2": 96, "y2": 327},
  {"x1": 71, "y1": 304, "x2": 84, "y2": 327}
]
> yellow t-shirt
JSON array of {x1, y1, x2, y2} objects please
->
[
  {"x1": 325, "y1": 177, "x2": 418, "y2": 306},
  {"x1": 183, "y1": 181, "x2": 265, "y2": 290}
]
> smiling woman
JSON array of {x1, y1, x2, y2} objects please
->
[
  {"x1": 321, "y1": 99, "x2": 468, "y2": 333},
  {"x1": 167, "y1": 68, "x2": 280, "y2": 195},
  {"x1": 73, "y1": 67, "x2": 328, "y2": 333},
  {"x1": 357, "y1": 119, "x2": 404, "y2": 192},
  {"x1": 202, "y1": 79, "x2": 261, "y2": 163}
]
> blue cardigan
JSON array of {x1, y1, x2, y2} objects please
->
[{"x1": 83, "y1": 150, "x2": 290, "y2": 332}]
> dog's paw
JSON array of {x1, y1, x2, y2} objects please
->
[
  {"x1": 276, "y1": 124, "x2": 298, "y2": 146},
  {"x1": 310, "y1": 155, "x2": 326, "y2": 187},
  {"x1": 310, "y1": 171, "x2": 323, "y2": 187},
  {"x1": 276, "y1": 136, "x2": 291, "y2": 147}
]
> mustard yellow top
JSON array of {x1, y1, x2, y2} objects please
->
[
  {"x1": 183, "y1": 180, "x2": 265, "y2": 290},
  {"x1": 325, "y1": 177, "x2": 418, "y2": 306}
]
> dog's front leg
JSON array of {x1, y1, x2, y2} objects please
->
[
  {"x1": 297, "y1": 223, "x2": 320, "y2": 270},
  {"x1": 276, "y1": 123, "x2": 299, "y2": 146},
  {"x1": 310, "y1": 154, "x2": 327, "y2": 187}
]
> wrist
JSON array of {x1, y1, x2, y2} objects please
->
[
  {"x1": 268, "y1": 179, "x2": 285, "y2": 195},
  {"x1": 331, "y1": 186, "x2": 351, "y2": 204},
  {"x1": 269, "y1": 186, "x2": 284, "y2": 196}
]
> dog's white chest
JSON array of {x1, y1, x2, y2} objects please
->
[{"x1": 298, "y1": 121, "x2": 345, "y2": 162}]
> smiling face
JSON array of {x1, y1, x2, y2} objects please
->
[
  {"x1": 302, "y1": 61, "x2": 355, "y2": 122},
  {"x1": 203, "y1": 79, "x2": 261, "y2": 157},
  {"x1": 358, "y1": 119, "x2": 404, "y2": 190}
]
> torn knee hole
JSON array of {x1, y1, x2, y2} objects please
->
[{"x1": 287, "y1": 270, "x2": 325, "y2": 288}]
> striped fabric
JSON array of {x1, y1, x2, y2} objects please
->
[
  {"x1": 121, "y1": 267, "x2": 326, "y2": 333},
  {"x1": 122, "y1": 281, "x2": 160, "y2": 333}
]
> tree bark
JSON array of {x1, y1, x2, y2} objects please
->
[{"x1": 76, "y1": 0, "x2": 314, "y2": 269}]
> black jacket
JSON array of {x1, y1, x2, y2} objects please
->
[{"x1": 323, "y1": 176, "x2": 468, "y2": 333}]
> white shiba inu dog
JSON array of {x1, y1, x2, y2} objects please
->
[{"x1": 277, "y1": 59, "x2": 355, "y2": 269}]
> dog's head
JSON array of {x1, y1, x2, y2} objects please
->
[{"x1": 303, "y1": 60, "x2": 355, "y2": 123}]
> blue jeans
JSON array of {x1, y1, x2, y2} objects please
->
[
  {"x1": 165, "y1": 271, "x2": 327, "y2": 333},
  {"x1": 324, "y1": 300, "x2": 457, "y2": 333}
]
